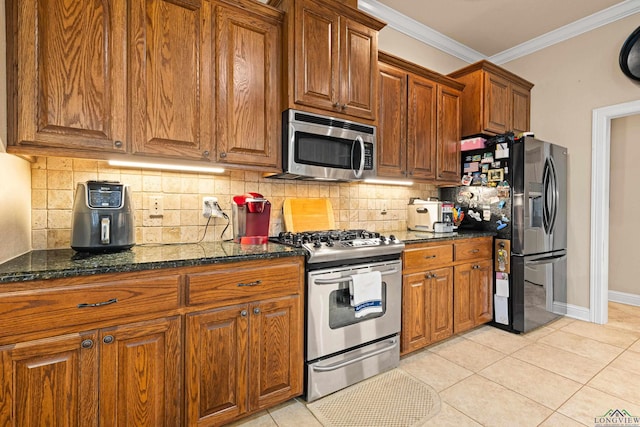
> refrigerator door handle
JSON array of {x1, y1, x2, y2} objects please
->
[
  {"x1": 543, "y1": 157, "x2": 559, "y2": 235},
  {"x1": 527, "y1": 254, "x2": 566, "y2": 265}
]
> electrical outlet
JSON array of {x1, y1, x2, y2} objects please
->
[
  {"x1": 202, "y1": 196, "x2": 226, "y2": 219},
  {"x1": 150, "y1": 196, "x2": 164, "y2": 217}
]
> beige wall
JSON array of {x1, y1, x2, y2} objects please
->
[
  {"x1": 32, "y1": 157, "x2": 437, "y2": 249},
  {"x1": 609, "y1": 114, "x2": 640, "y2": 296},
  {"x1": 378, "y1": 27, "x2": 467, "y2": 73},
  {"x1": 0, "y1": 0, "x2": 32, "y2": 263},
  {"x1": 504, "y1": 14, "x2": 640, "y2": 308}
]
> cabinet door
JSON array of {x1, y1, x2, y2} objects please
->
[
  {"x1": 216, "y1": 4, "x2": 281, "y2": 168},
  {"x1": 483, "y1": 72, "x2": 509, "y2": 135},
  {"x1": 0, "y1": 331, "x2": 99, "y2": 426},
  {"x1": 401, "y1": 271, "x2": 430, "y2": 354},
  {"x1": 472, "y1": 259, "x2": 494, "y2": 326},
  {"x1": 130, "y1": 0, "x2": 213, "y2": 160},
  {"x1": 99, "y1": 316, "x2": 181, "y2": 427},
  {"x1": 437, "y1": 85, "x2": 461, "y2": 183},
  {"x1": 453, "y1": 263, "x2": 475, "y2": 334},
  {"x1": 430, "y1": 267, "x2": 454, "y2": 342},
  {"x1": 377, "y1": 63, "x2": 407, "y2": 178},
  {"x1": 294, "y1": 0, "x2": 339, "y2": 111},
  {"x1": 339, "y1": 17, "x2": 377, "y2": 120},
  {"x1": 249, "y1": 295, "x2": 303, "y2": 411},
  {"x1": 511, "y1": 83, "x2": 531, "y2": 136},
  {"x1": 185, "y1": 305, "x2": 249, "y2": 426},
  {"x1": 15, "y1": 0, "x2": 126, "y2": 152},
  {"x1": 407, "y1": 74, "x2": 436, "y2": 180}
]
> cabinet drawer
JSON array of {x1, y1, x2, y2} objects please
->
[
  {"x1": 186, "y1": 260, "x2": 302, "y2": 306},
  {"x1": 454, "y1": 238, "x2": 492, "y2": 262},
  {"x1": 0, "y1": 275, "x2": 181, "y2": 338},
  {"x1": 403, "y1": 244, "x2": 453, "y2": 272}
]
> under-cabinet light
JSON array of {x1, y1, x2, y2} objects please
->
[
  {"x1": 108, "y1": 160, "x2": 225, "y2": 174},
  {"x1": 363, "y1": 178, "x2": 413, "y2": 186}
]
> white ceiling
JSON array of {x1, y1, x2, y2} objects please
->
[{"x1": 358, "y1": 0, "x2": 640, "y2": 64}]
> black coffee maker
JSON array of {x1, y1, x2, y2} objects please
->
[{"x1": 71, "y1": 181, "x2": 135, "y2": 252}]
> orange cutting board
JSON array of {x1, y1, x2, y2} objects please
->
[{"x1": 283, "y1": 198, "x2": 336, "y2": 232}]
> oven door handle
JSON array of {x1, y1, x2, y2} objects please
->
[
  {"x1": 313, "y1": 268, "x2": 399, "y2": 285},
  {"x1": 311, "y1": 337, "x2": 398, "y2": 372}
]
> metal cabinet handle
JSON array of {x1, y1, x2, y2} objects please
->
[
  {"x1": 333, "y1": 102, "x2": 340, "y2": 108},
  {"x1": 472, "y1": 264, "x2": 480, "y2": 269},
  {"x1": 81, "y1": 339, "x2": 94, "y2": 349},
  {"x1": 114, "y1": 140, "x2": 123, "y2": 148},
  {"x1": 237, "y1": 280, "x2": 262, "y2": 287},
  {"x1": 219, "y1": 152, "x2": 227, "y2": 158},
  {"x1": 203, "y1": 150, "x2": 210, "y2": 157},
  {"x1": 431, "y1": 273, "x2": 437, "y2": 278},
  {"x1": 471, "y1": 249, "x2": 480, "y2": 253},
  {"x1": 77, "y1": 298, "x2": 118, "y2": 308},
  {"x1": 424, "y1": 255, "x2": 436, "y2": 259},
  {"x1": 103, "y1": 335, "x2": 114, "y2": 344},
  {"x1": 241, "y1": 310, "x2": 248, "y2": 317},
  {"x1": 253, "y1": 308, "x2": 261, "y2": 315}
]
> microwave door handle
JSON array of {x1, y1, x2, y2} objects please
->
[{"x1": 352, "y1": 135, "x2": 365, "y2": 178}]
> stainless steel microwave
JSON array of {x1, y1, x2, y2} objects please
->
[{"x1": 271, "y1": 109, "x2": 376, "y2": 181}]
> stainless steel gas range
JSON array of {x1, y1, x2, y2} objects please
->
[{"x1": 272, "y1": 229, "x2": 405, "y2": 402}]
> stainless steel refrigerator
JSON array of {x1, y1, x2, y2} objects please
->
[{"x1": 441, "y1": 135, "x2": 568, "y2": 333}]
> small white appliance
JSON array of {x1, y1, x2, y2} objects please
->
[{"x1": 407, "y1": 199, "x2": 453, "y2": 232}]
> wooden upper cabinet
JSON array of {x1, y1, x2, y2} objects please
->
[
  {"x1": 377, "y1": 62, "x2": 407, "y2": 177},
  {"x1": 10, "y1": 0, "x2": 127, "y2": 154},
  {"x1": 407, "y1": 74, "x2": 437, "y2": 180},
  {"x1": 437, "y1": 85, "x2": 462, "y2": 183},
  {"x1": 129, "y1": 0, "x2": 214, "y2": 161},
  {"x1": 377, "y1": 52, "x2": 463, "y2": 183},
  {"x1": 215, "y1": 2, "x2": 283, "y2": 168},
  {"x1": 448, "y1": 60, "x2": 533, "y2": 138},
  {"x1": 281, "y1": 0, "x2": 384, "y2": 122}
]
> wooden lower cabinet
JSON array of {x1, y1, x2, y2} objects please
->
[
  {"x1": 0, "y1": 316, "x2": 181, "y2": 426},
  {"x1": 402, "y1": 267, "x2": 453, "y2": 354},
  {"x1": 454, "y1": 259, "x2": 493, "y2": 334},
  {"x1": 186, "y1": 295, "x2": 302, "y2": 426},
  {"x1": 0, "y1": 256, "x2": 305, "y2": 426},
  {"x1": 401, "y1": 237, "x2": 493, "y2": 355}
]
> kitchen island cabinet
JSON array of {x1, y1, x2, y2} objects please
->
[
  {"x1": 0, "y1": 249, "x2": 305, "y2": 426},
  {"x1": 275, "y1": 0, "x2": 385, "y2": 123},
  {"x1": 377, "y1": 52, "x2": 463, "y2": 184},
  {"x1": 401, "y1": 236, "x2": 493, "y2": 355},
  {"x1": 448, "y1": 60, "x2": 533, "y2": 138},
  {"x1": 7, "y1": 0, "x2": 284, "y2": 171}
]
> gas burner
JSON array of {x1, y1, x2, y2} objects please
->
[{"x1": 272, "y1": 229, "x2": 403, "y2": 264}]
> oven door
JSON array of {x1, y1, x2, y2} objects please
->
[{"x1": 306, "y1": 259, "x2": 402, "y2": 361}]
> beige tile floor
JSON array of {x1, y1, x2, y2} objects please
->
[{"x1": 231, "y1": 302, "x2": 640, "y2": 427}]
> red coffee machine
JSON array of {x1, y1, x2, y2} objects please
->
[{"x1": 232, "y1": 192, "x2": 271, "y2": 244}]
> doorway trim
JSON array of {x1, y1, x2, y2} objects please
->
[{"x1": 590, "y1": 99, "x2": 640, "y2": 324}]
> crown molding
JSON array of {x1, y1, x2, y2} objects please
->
[
  {"x1": 490, "y1": 0, "x2": 640, "y2": 64},
  {"x1": 357, "y1": 0, "x2": 485, "y2": 63},
  {"x1": 358, "y1": 0, "x2": 640, "y2": 65}
]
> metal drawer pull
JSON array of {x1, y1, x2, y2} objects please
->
[
  {"x1": 237, "y1": 280, "x2": 262, "y2": 287},
  {"x1": 241, "y1": 310, "x2": 248, "y2": 317},
  {"x1": 471, "y1": 249, "x2": 480, "y2": 253},
  {"x1": 81, "y1": 339, "x2": 94, "y2": 349},
  {"x1": 424, "y1": 254, "x2": 437, "y2": 259},
  {"x1": 253, "y1": 308, "x2": 261, "y2": 314},
  {"x1": 103, "y1": 335, "x2": 114, "y2": 344},
  {"x1": 77, "y1": 298, "x2": 118, "y2": 308},
  {"x1": 314, "y1": 268, "x2": 399, "y2": 285},
  {"x1": 312, "y1": 338, "x2": 398, "y2": 372}
]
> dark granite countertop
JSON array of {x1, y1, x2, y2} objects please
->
[
  {"x1": 389, "y1": 229, "x2": 495, "y2": 245},
  {"x1": 0, "y1": 242, "x2": 306, "y2": 284}
]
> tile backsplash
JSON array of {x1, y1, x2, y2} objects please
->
[{"x1": 31, "y1": 157, "x2": 438, "y2": 250}]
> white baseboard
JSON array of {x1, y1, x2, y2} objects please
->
[
  {"x1": 554, "y1": 302, "x2": 591, "y2": 322},
  {"x1": 608, "y1": 290, "x2": 640, "y2": 307}
]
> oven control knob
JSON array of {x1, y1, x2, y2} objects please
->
[
  {"x1": 379, "y1": 235, "x2": 388, "y2": 244},
  {"x1": 313, "y1": 241, "x2": 322, "y2": 248},
  {"x1": 326, "y1": 240, "x2": 334, "y2": 247},
  {"x1": 389, "y1": 235, "x2": 398, "y2": 243}
]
